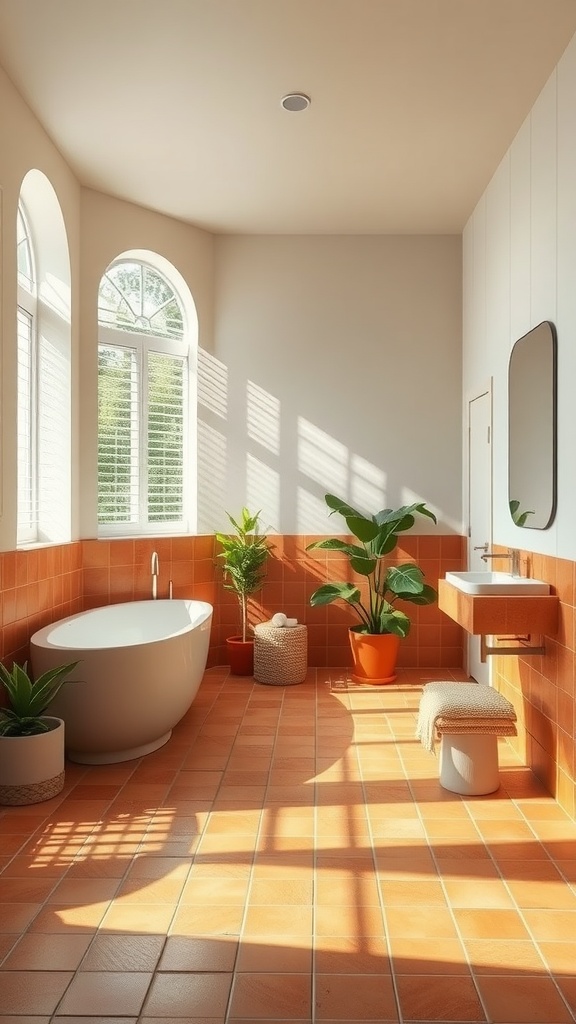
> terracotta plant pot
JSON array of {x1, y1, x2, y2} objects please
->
[
  {"x1": 226, "y1": 636, "x2": 254, "y2": 676},
  {"x1": 348, "y1": 628, "x2": 401, "y2": 684}
]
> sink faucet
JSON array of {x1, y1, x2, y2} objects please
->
[
  {"x1": 481, "y1": 547, "x2": 521, "y2": 577},
  {"x1": 151, "y1": 551, "x2": 159, "y2": 599}
]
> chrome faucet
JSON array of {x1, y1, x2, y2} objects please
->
[
  {"x1": 151, "y1": 551, "x2": 159, "y2": 599},
  {"x1": 481, "y1": 547, "x2": 521, "y2": 577}
]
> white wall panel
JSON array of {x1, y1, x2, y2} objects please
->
[
  {"x1": 213, "y1": 235, "x2": 463, "y2": 535},
  {"x1": 485, "y1": 158, "x2": 512, "y2": 540},
  {"x1": 463, "y1": 198, "x2": 487, "y2": 394},
  {"x1": 530, "y1": 73, "x2": 558, "y2": 328},
  {"x1": 509, "y1": 119, "x2": 532, "y2": 343},
  {"x1": 556, "y1": 35, "x2": 576, "y2": 558}
]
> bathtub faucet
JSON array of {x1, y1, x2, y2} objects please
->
[{"x1": 151, "y1": 551, "x2": 159, "y2": 600}]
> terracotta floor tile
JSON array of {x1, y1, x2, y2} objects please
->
[
  {"x1": 113, "y1": 876, "x2": 186, "y2": 904},
  {"x1": 57, "y1": 970, "x2": 153, "y2": 1016},
  {"x1": 79, "y1": 933, "x2": 165, "y2": 971},
  {"x1": 523, "y1": 908, "x2": 576, "y2": 941},
  {"x1": 171, "y1": 903, "x2": 244, "y2": 935},
  {"x1": 538, "y1": 940, "x2": 576, "y2": 972},
  {"x1": 100, "y1": 902, "x2": 175, "y2": 933},
  {"x1": 2, "y1": 669, "x2": 576, "y2": 1024},
  {"x1": 158, "y1": 934, "x2": 238, "y2": 971},
  {"x1": 27, "y1": 900, "x2": 112, "y2": 932},
  {"x1": 453, "y1": 908, "x2": 530, "y2": 940},
  {"x1": 243, "y1": 903, "x2": 313, "y2": 936},
  {"x1": 125, "y1": 855, "x2": 191, "y2": 879},
  {"x1": 385, "y1": 904, "x2": 459, "y2": 939},
  {"x1": 395, "y1": 973, "x2": 485, "y2": 1021},
  {"x1": 229, "y1": 972, "x2": 312, "y2": 1019},
  {"x1": 47, "y1": 876, "x2": 121, "y2": 903},
  {"x1": 378, "y1": 879, "x2": 447, "y2": 906},
  {"x1": 180, "y1": 876, "x2": 250, "y2": 904},
  {"x1": 507, "y1": 877, "x2": 576, "y2": 909},
  {"x1": 314, "y1": 972, "x2": 397, "y2": 1021},
  {"x1": 1, "y1": 931, "x2": 92, "y2": 971},
  {"x1": 389, "y1": 936, "x2": 470, "y2": 974},
  {"x1": 0, "y1": 902, "x2": 43, "y2": 932},
  {"x1": 313, "y1": 935, "x2": 390, "y2": 974},
  {"x1": 476, "y1": 974, "x2": 573, "y2": 1023},
  {"x1": 248, "y1": 878, "x2": 313, "y2": 904},
  {"x1": 144, "y1": 971, "x2": 233, "y2": 1017},
  {"x1": 556, "y1": 976, "x2": 576, "y2": 1017},
  {"x1": 236, "y1": 938, "x2": 313, "y2": 973},
  {"x1": 442, "y1": 877, "x2": 515, "y2": 909},
  {"x1": 465, "y1": 938, "x2": 547, "y2": 974},
  {"x1": 314, "y1": 904, "x2": 386, "y2": 938},
  {"x1": 0, "y1": 971, "x2": 74, "y2": 1014},
  {"x1": 315, "y1": 873, "x2": 381, "y2": 906},
  {"x1": 0, "y1": 877, "x2": 57, "y2": 902}
]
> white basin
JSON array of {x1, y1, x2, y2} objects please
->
[{"x1": 445, "y1": 571, "x2": 550, "y2": 596}]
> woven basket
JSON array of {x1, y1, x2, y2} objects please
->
[
  {"x1": 0, "y1": 770, "x2": 65, "y2": 806},
  {"x1": 253, "y1": 622, "x2": 308, "y2": 685}
]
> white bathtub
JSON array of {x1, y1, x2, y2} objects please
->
[{"x1": 30, "y1": 599, "x2": 213, "y2": 765}]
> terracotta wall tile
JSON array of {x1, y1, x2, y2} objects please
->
[
  {"x1": 26, "y1": 534, "x2": 576, "y2": 811},
  {"x1": 494, "y1": 545, "x2": 576, "y2": 819}
]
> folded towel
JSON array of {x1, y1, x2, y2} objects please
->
[
  {"x1": 271, "y1": 612, "x2": 288, "y2": 627},
  {"x1": 434, "y1": 717, "x2": 517, "y2": 737},
  {"x1": 416, "y1": 682, "x2": 516, "y2": 752}
]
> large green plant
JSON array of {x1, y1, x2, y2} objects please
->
[
  {"x1": 215, "y1": 508, "x2": 274, "y2": 642},
  {"x1": 0, "y1": 660, "x2": 79, "y2": 737},
  {"x1": 307, "y1": 494, "x2": 438, "y2": 637}
]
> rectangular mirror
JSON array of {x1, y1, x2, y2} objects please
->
[{"x1": 508, "y1": 320, "x2": 557, "y2": 530}]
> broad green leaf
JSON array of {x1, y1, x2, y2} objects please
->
[
  {"x1": 309, "y1": 582, "x2": 361, "y2": 607},
  {"x1": 379, "y1": 609, "x2": 411, "y2": 637},
  {"x1": 349, "y1": 553, "x2": 377, "y2": 576},
  {"x1": 387, "y1": 563, "x2": 425, "y2": 595}
]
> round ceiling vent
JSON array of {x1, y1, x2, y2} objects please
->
[{"x1": 281, "y1": 93, "x2": 311, "y2": 112}]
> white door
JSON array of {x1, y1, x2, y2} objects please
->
[{"x1": 468, "y1": 388, "x2": 492, "y2": 684}]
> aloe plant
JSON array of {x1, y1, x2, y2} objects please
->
[
  {"x1": 307, "y1": 494, "x2": 438, "y2": 637},
  {"x1": 0, "y1": 660, "x2": 79, "y2": 737},
  {"x1": 215, "y1": 508, "x2": 274, "y2": 642}
]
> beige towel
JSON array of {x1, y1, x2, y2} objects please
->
[{"x1": 416, "y1": 681, "x2": 517, "y2": 752}]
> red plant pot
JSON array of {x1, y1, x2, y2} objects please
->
[{"x1": 226, "y1": 636, "x2": 254, "y2": 676}]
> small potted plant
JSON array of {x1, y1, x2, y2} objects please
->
[
  {"x1": 307, "y1": 494, "x2": 437, "y2": 683},
  {"x1": 0, "y1": 659, "x2": 79, "y2": 805},
  {"x1": 215, "y1": 508, "x2": 274, "y2": 675}
]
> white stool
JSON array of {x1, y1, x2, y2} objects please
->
[
  {"x1": 416, "y1": 681, "x2": 517, "y2": 797},
  {"x1": 439, "y1": 732, "x2": 500, "y2": 795}
]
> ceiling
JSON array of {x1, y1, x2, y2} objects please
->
[{"x1": 0, "y1": 0, "x2": 576, "y2": 235}]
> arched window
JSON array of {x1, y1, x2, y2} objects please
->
[
  {"x1": 97, "y1": 259, "x2": 191, "y2": 534},
  {"x1": 16, "y1": 204, "x2": 37, "y2": 541},
  {"x1": 17, "y1": 175, "x2": 71, "y2": 547}
]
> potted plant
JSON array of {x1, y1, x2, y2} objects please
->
[
  {"x1": 0, "y1": 659, "x2": 79, "y2": 805},
  {"x1": 215, "y1": 508, "x2": 274, "y2": 675},
  {"x1": 307, "y1": 494, "x2": 437, "y2": 683}
]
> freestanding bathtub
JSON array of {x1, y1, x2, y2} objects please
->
[{"x1": 30, "y1": 599, "x2": 213, "y2": 765}]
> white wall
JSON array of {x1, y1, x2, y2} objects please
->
[
  {"x1": 0, "y1": 63, "x2": 463, "y2": 545},
  {"x1": 0, "y1": 64, "x2": 81, "y2": 551},
  {"x1": 203, "y1": 235, "x2": 463, "y2": 535},
  {"x1": 463, "y1": 33, "x2": 576, "y2": 560}
]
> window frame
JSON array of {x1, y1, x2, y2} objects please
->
[{"x1": 97, "y1": 261, "x2": 191, "y2": 538}]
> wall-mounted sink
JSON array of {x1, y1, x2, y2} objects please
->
[{"x1": 445, "y1": 571, "x2": 550, "y2": 596}]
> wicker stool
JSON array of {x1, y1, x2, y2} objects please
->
[{"x1": 253, "y1": 622, "x2": 308, "y2": 685}]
